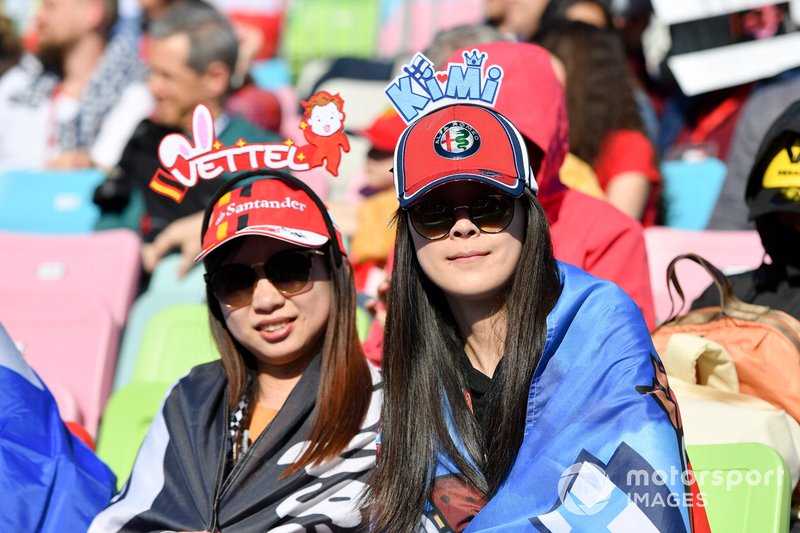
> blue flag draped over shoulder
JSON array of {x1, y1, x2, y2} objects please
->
[
  {"x1": 422, "y1": 263, "x2": 709, "y2": 532},
  {"x1": 0, "y1": 322, "x2": 116, "y2": 531}
]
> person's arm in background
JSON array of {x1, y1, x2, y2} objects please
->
[
  {"x1": 605, "y1": 171, "x2": 651, "y2": 220},
  {"x1": 141, "y1": 211, "x2": 204, "y2": 277},
  {"x1": 593, "y1": 129, "x2": 660, "y2": 224}
]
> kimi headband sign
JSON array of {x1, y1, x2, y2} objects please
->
[
  {"x1": 149, "y1": 91, "x2": 350, "y2": 203},
  {"x1": 384, "y1": 49, "x2": 505, "y2": 124}
]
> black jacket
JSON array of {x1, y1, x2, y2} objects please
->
[{"x1": 89, "y1": 359, "x2": 382, "y2": 532}]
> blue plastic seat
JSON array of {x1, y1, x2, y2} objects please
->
[
  {"x1": 660, "y1": 158, "x2": 727, "y2": 230},
  {"x1": 0, "y1": 169, "x2": 105, "y2": 233}
]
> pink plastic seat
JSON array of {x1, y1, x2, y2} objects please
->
[
  {"x1": 0, "y1": 229, "x2": 141, "y2": 327},
  {"x1": 644, "y1": 227, "x2": 764, "y2": 325},
  {"x1": 0, "y1": 293, "x2": 117, "y2": 436}
]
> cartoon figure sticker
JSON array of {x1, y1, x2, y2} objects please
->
[
  {"x1": 149, "y1": 91, "x2": 350, "y2": 204},
  {"x1": 297, "y1": 92, "x2": 350, "y2": 176}
]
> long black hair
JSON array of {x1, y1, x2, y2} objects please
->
[{"x1": 366, "y1": 188, "x2": 562, "y2": 532}]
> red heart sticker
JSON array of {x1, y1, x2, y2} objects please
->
[{"x1": 436, "y1": 72, "x2": 448, "y2": 83}]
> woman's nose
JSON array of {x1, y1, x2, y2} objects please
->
[
  {"x1": 450, "y1": 207, "x2": 479, "y2": 238},
  {"x1": 249, "y1": 277, "x2": 286, "y2": 312}
]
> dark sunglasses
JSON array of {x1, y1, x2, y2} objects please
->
[
  {"x1": 407, "y1": 194, "x2": 515, "y2": 240},
  {"x1": 205, "y1": 249, "x2": 325, "y2": 308}
]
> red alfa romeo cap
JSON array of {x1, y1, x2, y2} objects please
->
[
  {"x1": 195, "y1": 178, "x2": 345, "y2": 262},
  {"x1": 393, "y1": 104, "x2": 536, "y2": 208}
]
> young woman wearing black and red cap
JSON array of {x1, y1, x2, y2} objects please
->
[{"x1": 90, "y1": 171, "x2": 380, "y2": 532}]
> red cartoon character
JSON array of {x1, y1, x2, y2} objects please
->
[{"x1": 298, "y1": 91, "x2": 350, "y2": 176}]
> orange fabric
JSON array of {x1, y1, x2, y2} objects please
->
[
  {"x1": 652, "y1": 312, "x2": 800, "y2": 423},
  {"x1": 248, "y1": 403, "x2": 279, "y2": 441}
]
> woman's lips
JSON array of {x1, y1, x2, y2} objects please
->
[
  {"x1": 448, "y1": 251, "x2": 490, "y2": 263},
  {"x1": 256, "y1": 318, "x2": 295, "y2": 342}
]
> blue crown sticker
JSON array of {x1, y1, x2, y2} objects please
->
[{"x1": 384, "y1": 49, "x2": 505, "y2": 124}]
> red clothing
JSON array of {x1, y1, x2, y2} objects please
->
[
  {"x1": 542, "y1": 189, "x2": 656, "y2": 328},
  {"x1": 593, "y1": 129, "x2": 661, "y2": 227},
  {"x1": 473, "y1": 42, "x2": 656, "y2": 329}
]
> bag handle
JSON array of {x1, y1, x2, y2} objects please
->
[{"x1": 664, "y1": 253, "x2": 770, "y2": 323}]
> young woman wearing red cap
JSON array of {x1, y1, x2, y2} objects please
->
[
  {"x1": 365, "y1": 104, "x2": 709, "y2": 532},
  {"x1": 90, "y1": 172, "x2": 380, "y2": 532}
]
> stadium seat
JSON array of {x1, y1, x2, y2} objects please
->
[
  {"x1": 356, "y1": 305, "x2": 372, "y2": 343},
  {"x1": 0, "y1": 294, "x2": 117, "y2": 436},
  {"x1": 643, "y1": 227, "x2": 764, "y2": 325},
  {"x1": 687, "y1": 443, "x2": 791, "y2": 532},
  {"x1": 0, "y1": 229, "x2": 141, "y2": 327},
  {"x1": 96, "y1": 381, "x2": 172, "y2": 488},
  {"x1": 130, "y1": 303, "x2": 219, "y2": 385},
  {"x1": 281, "y1": 0, "x2": 380, "y2": 78},
  {"x1": 0, "y1": 169, "x2": 105, "y2": 234},
  {"x1": 659, "y1": 158, "x2": 727, "y2": 230},
  {"x1": 113, "y1": 286, "x2": 207, "y2": 391},
  {"x1": 146, "y1": 253, "x2": 207, "y2": 301},
  {"x1": 250, "y1": 57, "x2": 292, "y2": 91}
]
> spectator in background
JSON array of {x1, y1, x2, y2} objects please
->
[
  {"x1": 0, "y1": 0, "x2": 152, "y2": 171},
  {"x1": 539, "y1": 21, "x2": 661, "y2": 224},
  {"x1": 94, "y1": 1, "x2": 278, "y2": 277},
  {"x1": 497, "y1": 0, "x2": 548, "y2": 40},
  {"x1": 349, "y1": 108, "x2": 406, "y2": 296},
  {"x1": 136, "y1": 0, "x2": 282, "y2": 134},
  {"x1": 707, "y1": 73, "x2": 800, "y2": 230},
  {"x1": 0, "y1": 15, "x2": 22, "y2": 78},
  {"x1": 693, "y1": 100, "x2": 800, "y2": 319},
  {"x1": 539, "y1": 0, "x2": 612, "y2": 29},
  {"x1": 455, "y1": 41, "x2": 656, "y2": 327}
]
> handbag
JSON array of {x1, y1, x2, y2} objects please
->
[
  {"x1": 651, "y1": 253, "x2": 800, "y2": 423},
  {"x1": 657, "y1": 332, "x2": 800, "y2": 487}
]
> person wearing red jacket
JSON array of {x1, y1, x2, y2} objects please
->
[{"x1": 453, "y1": 41, "x2": 655, "y2": 329}]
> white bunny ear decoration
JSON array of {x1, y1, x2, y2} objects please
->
[
  {"x1": 192, "y1": 104, "x2": 214, "y2": 152},
  {"x1": 157, "y1": 104, "x2": 217, "y2": 188}
]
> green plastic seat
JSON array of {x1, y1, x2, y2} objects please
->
[
  {"x1": 96, "y1": 381, "x2": 172, "y2": 488},
  {"x1": 687, "y1": 442, "x2": 791, "y2": 533},
  {"x1": 130, "y1": 303, "x2": 219, "y2": 385},
  {"x1": 356, "y1": 304, "x2": 372, "y2": 343},
  {"x1": 281, "y1": 0, "x2": 379, "y2": 79}
]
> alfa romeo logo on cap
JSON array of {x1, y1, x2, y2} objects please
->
[{"x1": 434, "y1": 121, "x2": 481, "y2": 159}]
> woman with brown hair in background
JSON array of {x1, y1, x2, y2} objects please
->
[{"x1": 539, "y1": 20, "x2": 661, "y2": 225}]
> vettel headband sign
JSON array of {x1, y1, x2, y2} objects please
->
[{"x1": 149, "y1": 91, "x2": 350, "y2": 203}]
